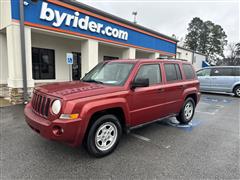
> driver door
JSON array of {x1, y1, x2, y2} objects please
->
[
  {"x1": 129, "y1": 63, "x2": 165, "y2": 126},
  {"x1": 197, "y1": 68, "x2": 212, "y2": 91}
]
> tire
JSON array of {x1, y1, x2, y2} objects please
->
[
  {"x1": 233, "y1": 86, "x2": 240, "y2": 97},
  {"x1": 86, "y1": 114, "x2": 122, "y2": 157},
  {"x1": 176, "y1": 97, "x2": 195, "y2": 124}
]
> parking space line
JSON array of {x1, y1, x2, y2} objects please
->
[
  {"x1": 131, "y1": 133, "x2": 151, "y2": 142},
  {"x1": 195, "y1": 111, "x2": 215, "y2": 115}
]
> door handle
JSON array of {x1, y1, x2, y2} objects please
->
[{"x1": 158, "y1": 88, "x2": 165, "y2": 93}]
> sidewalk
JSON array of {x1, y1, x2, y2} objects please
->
[{"x1": 0, "y1": 98, "x2": 12, "y2": 107}]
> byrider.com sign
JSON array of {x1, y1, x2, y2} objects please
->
[
  {"x1": 40, "y1": 2, "x2": 128, "y2": 41},
  {"x1": 11, "y1": 0, "x2": 176, "y2": 55}
]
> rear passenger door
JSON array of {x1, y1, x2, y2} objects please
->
[
  {"x1": 163, "y1": 63, "x2": 184, "y2": 115},
  {"x1": 210, "y1": 67, "x2": 235, "y2": 92}
]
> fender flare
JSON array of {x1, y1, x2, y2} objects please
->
[{"x1": 74, "y1": 98, "x2": 130, "y2": 146}]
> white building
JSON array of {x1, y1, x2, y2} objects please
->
[
  {"x1": 176, "y1": 46, "x2": 207, "y2": 70},
  {"x1": 0, "y1": 0, "x2": 177, "y2": 103}
]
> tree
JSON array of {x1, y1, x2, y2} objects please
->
[
  {"x1": 184, "y1": 17, "x2": 227, "y2": 64},
  {"x1": 216, "y1": 43, "x2": 240, "y2": 66}
]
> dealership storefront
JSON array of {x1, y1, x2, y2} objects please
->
[{"x1": 0, "y1": 0, "x2": 177, "y2": 103}]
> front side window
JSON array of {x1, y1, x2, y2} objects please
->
[
  {"x1": 197, "y1": 69, "x2": 211, "y2": 77},
  {"x1": 183, "y1": 64, "x2": 195, "y2": 80},
  {"x1": 134, "y1": 64, "x2": 161, "y2": 85},
  {"x1": 82, "y1": 62, "x2": 134, "y2": 86},
  {"x1": 211, "y1": 68, "x2": 233, "y2": 76},
  {"x1": 32, "y1": 47, "x2": 55, "y2": 80},
  {"x1": 164, "y1": 63, "x2": 182, "y2": 81}
]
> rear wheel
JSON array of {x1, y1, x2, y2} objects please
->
[
  {"x1": 233, "y1": 86, "x2": 240, "y2": 97},
  {"x1": 86, "y1": 114, "x2": 122, "y2": 157},
  {"x1": 177, "y1": 97, "x2": 195, "y2": 124}
]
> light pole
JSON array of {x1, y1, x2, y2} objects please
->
[{"x1": 132, "y1": 11, "x2": 137, "y2": 24}]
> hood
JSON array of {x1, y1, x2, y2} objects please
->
[{"x1": 35, "y1": 81, "x2": 125, "y2": 100}]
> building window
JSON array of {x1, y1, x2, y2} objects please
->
[
  {"x1": 103, "y1": 56, "x2": 119, "y2": 61},
  {"x1": 32, "y1": 47, "x2": 55, "y2": 80}
]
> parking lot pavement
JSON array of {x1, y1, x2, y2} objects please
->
[{"x1": 0, "y1": 93, "x2": 239, "y2": 179}]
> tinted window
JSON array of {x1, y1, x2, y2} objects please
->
[
  {"x1": 211, "y1": 68, "x2": 233, "y2": 76},
  {"x1": 197, "y1": 69, "x2": 211, "y2": 76},
  {"x1": 135, "y1": 64, "x2": 161, "y2": 85},
  {"x1": 175, "y1": 64, "x2": 182, "y2": 80},
  {"x1": 183, "y1": 64, "x2": 195, "y2": 80},
  {"x1": 234, "y1": 67, "x2": 240, "y2": 76},
  {"x1": 32, "y1": 47, "x2": 55, "y2": 80},
  {"x1": 164, "y1": 64, "x2": 182, "y2": 81}
]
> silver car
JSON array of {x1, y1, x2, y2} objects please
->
[{"x1": 196, "y1": 66, "x2": 240, "y2": 97}]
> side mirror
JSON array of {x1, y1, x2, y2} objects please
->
[{"x1": 131, "y1": 78, "x2": 149, "y2": 89}]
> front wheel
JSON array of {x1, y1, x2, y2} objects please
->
[
  {"x1": 176, "y1": 97, "x2": 195, "y2": 124},
  {"x1": 86, "y1": 114, "x2": 122, "y2": 157},
  {"x1": 233, "y1": 86, "x2": 240, "y2": 97}
]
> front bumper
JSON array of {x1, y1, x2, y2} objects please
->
[{"x1": 24, "y1": 103, "x2": 83, "y2": 146}]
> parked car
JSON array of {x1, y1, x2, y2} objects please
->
[
  {"x1": 196, "y1": 66, "x2": 240, "y2": 97},
  {"x1": 25, "y1": 59, "x2": 200, "y2": 157}
]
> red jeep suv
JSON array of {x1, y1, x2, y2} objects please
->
[{"x1": 25, "y1": 59, "x2": 200, "y2": 157}]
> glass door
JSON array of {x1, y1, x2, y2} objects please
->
[{"x1": 72, "y1": 52, "x2": 81, "y2": 80}]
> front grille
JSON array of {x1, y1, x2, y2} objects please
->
[{"x1": 31, "y1": 91, "x2": 52, "y2": 118}]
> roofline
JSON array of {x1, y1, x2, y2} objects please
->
[
  {"x1": 177, "y1": 46, "x2": 207, "y2": 56},
  {"x1": 61, "y1": 0, "x2": 178, "y2": 43}
]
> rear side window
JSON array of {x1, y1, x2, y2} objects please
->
[
  {"x1": 164, "y1": 64, "x2": 182, "y2": 82},
  {"x1": 211, "y1": 68, "x2": 233, "y2": 76},
  {"x1": 135, "y1": 64, "x2": 161, "y2": 85},
  {"x1": 234, "y1": 68, "x2": 240, "y2": 76},
  {"x1": 183, "y1": 64, "x2": 195, "y2": 80}
]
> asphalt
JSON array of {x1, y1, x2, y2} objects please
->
[{"x1": 0, "y1": 93, "x2": 239, "y2": 179}]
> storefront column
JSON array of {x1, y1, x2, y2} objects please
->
[
  {"x1": 149, "y1": 52, "x2": 160, "y2": 59},
  {"x1": 6, "y1": 24, "x2": 34, "y2": 104},
  {"x1": 81, "y1": 39, "x2": 98, "y2": 76},
  {"x1": 122, "y1": 47, "x2": 136, "y2": 59}
]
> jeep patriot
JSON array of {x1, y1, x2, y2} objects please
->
[{"x1": 25, "y1": 59, "x2": 200, "y2": 157}]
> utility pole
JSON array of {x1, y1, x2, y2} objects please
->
[
  {"x1": 132, "y1": 11, "x2": 137, "y2": 24},
  {"x1": 20, "y1": 0, "x2": 28, "y2": 104}
]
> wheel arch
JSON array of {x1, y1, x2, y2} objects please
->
[
  {"x1": 184, "y1": 93, "x2": 197, "y2": 105},
  {"x1": 232, "y1": 83, "x2": 240, "y2": 93}
]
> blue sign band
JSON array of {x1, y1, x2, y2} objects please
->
[{"x1": 11, "y1": 0, "x2": 176, "y2": 55}]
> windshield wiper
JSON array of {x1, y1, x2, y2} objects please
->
[{"x1": 82, "y1": 79, "x2": 104, "y2": 84}]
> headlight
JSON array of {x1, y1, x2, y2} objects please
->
[{"x1": 51, "y1": 100, "x2": 61, "y2": 115}]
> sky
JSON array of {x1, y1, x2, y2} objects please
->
[{"x1": 79, "y1": 0, "x2": 239, "y2": 54}]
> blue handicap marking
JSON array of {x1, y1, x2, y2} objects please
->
[
  {"x1": 203, "y1": 97, "x2": 233, "y2": 104},
  {"x1": 159, "y1": 118, "x2": 202, "y2": 132}
]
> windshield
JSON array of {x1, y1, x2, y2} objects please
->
[{"x1": 82, "y1": 61, "x2": 135, "y2": 86}]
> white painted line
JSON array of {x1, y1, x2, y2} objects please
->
[
  {"x1": 131, "y1": 133, "x2": 151, "y2": 142},
  {"x1": 165, "y1": 145, "x2": 171, "y2": 149},
  {"x1": 195, "y1": 111, "x2": 215, "y2": 115}
]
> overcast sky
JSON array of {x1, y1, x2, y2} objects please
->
[{"x1": 80, "y1": 0, "x2": 239, "y2": 51}]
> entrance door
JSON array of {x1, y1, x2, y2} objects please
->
[{"x1": 72, "y1": 52, "x2": 81, "y2": 80}]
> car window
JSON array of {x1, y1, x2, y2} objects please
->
[
  {"x1": 135, "y1": 64, "x2": 161, "y2": 85},
  {"x1": 234, "y1": 68, "x2": 240, "y2": 76},
  {"x1": 197, "y1": 69, "x2": 211, "y2": 77},
  {"x1": 211, "y1": 68, "x2": 233, "y2": 76},
  {"x1": 164, "y1": 63, "x2": 182, "y2": 81},
  {"x1": 175, "y1": 64, "x2": 182, "y2": 80},
  {"x1": 183, "y1": 64, "x2": 195, "y2": 80}
]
